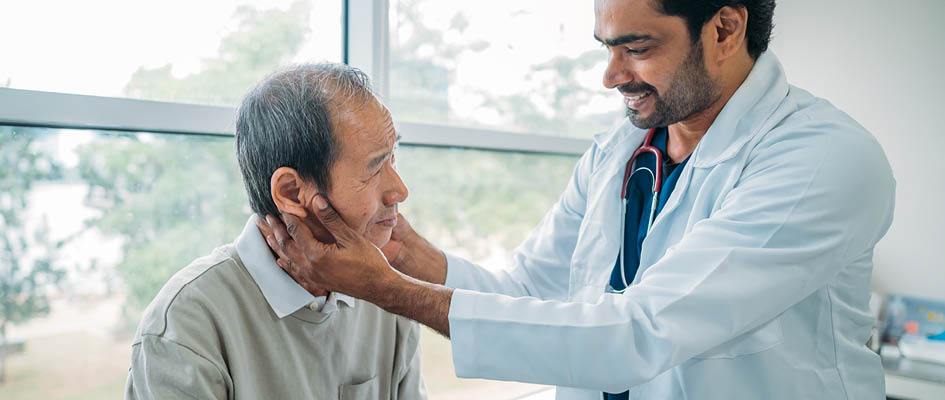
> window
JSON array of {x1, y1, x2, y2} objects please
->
[
  {"x1": 389, "y1": 0, "x2": 622, "y2": 138},
  {"x1": 0, "y1": 126, "x2": 245, "y2": 398},
  {"x1": 1, "y1": 1, "x2": 598, "y2": 399},
  {"x1": 0, "y1": 125, "x2": 574, "y2": 399},
  {"x1": 398, "y1": 147, "x2": 575, "y2": 398},
  {"x1": 0, "y1": 0, "x2": 343, "y2": 106}
]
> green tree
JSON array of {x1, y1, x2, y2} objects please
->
[
  {"x1": 124, "y1": 0, "x2": 313, "y2": 106},
  {"x1": 480, "y1": 50, "x2": 619, "y2": 136},
  {"x1": 389, "y1": 0, "x2": 619, "y2": 138},
  {"x1": 0, "y1": 127, "x2": 65, "y2": 384},
  {"x1": 388, "y1": 2, "x2": 488, "y2": 123},
  {"x1": 397, "y1": 147, "x2": 575, "y2": 261},
  {"x1": 76, "y1": 133, "x2": 247, "y2": 316},
  {"x1": 388, "y1": 0, "x2": 586, "y2": 260}
]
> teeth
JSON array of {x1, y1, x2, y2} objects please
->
[{"x1": 626, "y1": 91, "x2": 650, "y2": 102}]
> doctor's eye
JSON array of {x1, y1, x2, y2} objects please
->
[{"x1": 626, "y1": 47, "x2": 650, "y2": 56}]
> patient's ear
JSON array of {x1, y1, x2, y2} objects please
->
[
  {"x1": 270, "y1": 167, "x2": 336, "y2": 243},
  {"x1": 270, "y1": 167, "x2": 310, "y2": 219}
]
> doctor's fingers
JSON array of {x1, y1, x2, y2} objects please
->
[
  {"x1": 391, "y1": 213, "x2": 413, "y2": 236},
  {"x1": 269, "y1": 233, "x2": 315, "y2": 278},
  {"x1": 260, "y1": 215, "x2": 331, "y2": 292},
  {"x1": 258, "y1": 217, "x2": 290, "y2": 261},
  {"x1": 310, "y1": 195, "x2": 359, "y2": 246},
  {"x1": 263, "y1": 229, "x2": 291, "y2": 264},
  {"x1": 280, "y1": 212, "x2": 334, "y2": 265},
  {"x1": 275, "y1": 257, "x2": 325, "y2": 292},
  {"x1": 263, "y1": 214, "x2": 294, "y2": 255},
  {"x1": 276, "y1": 258, "x2": 329, "y2": 296}
]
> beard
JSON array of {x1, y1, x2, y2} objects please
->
[{"x1": 622, "y1": 42, "x2": 721, "y2": 129}]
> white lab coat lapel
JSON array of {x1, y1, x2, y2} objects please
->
[{"x1": 568, "y1": 121, "x2": 647, "y2": 297}]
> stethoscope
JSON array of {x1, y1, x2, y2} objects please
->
[{"x1": 615, "y1": 128, "x2": 663, "y2": 292}]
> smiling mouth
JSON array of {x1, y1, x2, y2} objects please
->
[
  {"x1": 624, "y1": 90, "x2": 654, "y2": 111},
  {"x1": 625, "y1": 91, "x2": 652, "y2": 101}
]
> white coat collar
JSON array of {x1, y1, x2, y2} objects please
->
[{"x1": 592, "y1": 51, "x2": 790, "y2": 167}]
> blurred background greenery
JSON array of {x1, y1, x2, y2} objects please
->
[{"x1": 0, "y1": 0, "x2": 618, "y2": 398}]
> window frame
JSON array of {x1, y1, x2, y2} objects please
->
[
  {"x1": 0, "y1": 1, "x2": 569, "y2": 398},
  {"x1": 0, "y1": 0, "x2": 592, "y2": 156}
]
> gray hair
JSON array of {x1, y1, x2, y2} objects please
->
[{"x1": 235, "y1": 62, "x2": 376, "y2": 217}]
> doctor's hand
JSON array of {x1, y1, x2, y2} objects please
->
[
  {"x1": 258, "y1": 195, "x2": 401, "y2": 301},
  {"x1": 260, "y1": 196, "x2": 455, "y2": 336},
  {"x1": 381, "y1": 214, "x2": 448, "y2": 285}
]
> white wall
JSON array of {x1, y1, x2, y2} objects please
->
[{"x1": 769, "y1": 0, "x2": 945, "y2": 300}]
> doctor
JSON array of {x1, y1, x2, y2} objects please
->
[{"x1": 259, "y1": 0, "x2": 896, "y2": 398}]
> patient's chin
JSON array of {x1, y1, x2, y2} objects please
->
[{"x1": 367, "y1": 227, "x2": 393, "y2": 248}]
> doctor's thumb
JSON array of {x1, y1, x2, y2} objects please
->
[{"x1": 312, "y1": 195, "x2": 357, "y2": 245}]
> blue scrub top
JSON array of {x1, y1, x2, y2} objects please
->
[{"x1": 606, "y1": 127, "x2": 689, "y2": 399}]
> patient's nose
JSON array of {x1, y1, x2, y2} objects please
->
[{"x1": 382, "y1": 165, "x2": 409, "y2": 206}]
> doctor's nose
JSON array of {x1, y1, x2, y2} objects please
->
[{"x1": 602, "y1": 52, "x2": 635, "y2": 90}]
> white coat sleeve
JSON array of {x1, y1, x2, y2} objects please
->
[
  {"x1": 447, "y1": 124, "x2": 896, "y2": 392},
  {"x1": 443, "y1": 144, "x2": 599, "y2": 301}
]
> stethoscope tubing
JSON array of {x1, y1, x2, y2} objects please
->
[{"x1": 615, "y1": 128, "x2": 663, "y2": 293}]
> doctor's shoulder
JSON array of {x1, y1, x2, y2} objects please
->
[{"x1": 746, "y1": 86, "x2": 893, "y2": 181}]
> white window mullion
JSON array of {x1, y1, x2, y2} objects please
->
[{"x1": 345, "y1": 0, "x2": 390, "y2": 99}]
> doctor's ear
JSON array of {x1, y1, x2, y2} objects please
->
[
  {"x1": 270, "y1": 167, "x2": 312, "y2": 219},
  {"x1": 709, "y1": 5, "x2": 749, "y2": 61}
]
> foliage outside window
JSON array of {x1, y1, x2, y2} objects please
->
[{"x1": 0, "y1": 0, "x2": 616, "y2": 398}]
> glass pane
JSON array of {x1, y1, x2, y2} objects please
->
[
  {"x1": 397, "y1": 147, "x2": 576, "y2": 398},
  {"x1": 0, "y1": 0, "x2": 342, "y2": 106},
  {"x1": 0, "y1": 126, "x2": 576, "y2": 399},
  {"x1": 389, "y1": 0, "x2": 623, "y2": 138},
  {"x1": 0, "y1": 126, "x2": 246, "y2": 398}
]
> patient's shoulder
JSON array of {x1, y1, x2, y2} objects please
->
[{"x1": 132, "y1": 245, "x2": 248, "y2": 342}]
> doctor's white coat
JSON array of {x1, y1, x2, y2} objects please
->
[{"x1": 443, "y1": 52, "x2": 896, "y2": 399}]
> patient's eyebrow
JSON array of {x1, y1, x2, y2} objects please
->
[
  {"x1": 367, "y1": 151, "x2": 390, "y2": 171},
  {"x1": 367, "y1": 132, "x2": 401, "y2": 171},
  {"x1": 594, "y1": 33, "x2": 655, "y2": 47}
]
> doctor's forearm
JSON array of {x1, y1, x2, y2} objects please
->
[
  {"x1": 396, "y1": 234, "x2": 448, "y2": 285},
  {"x1": 374, "y1": 271, "x2": 453, "y2": 337}
]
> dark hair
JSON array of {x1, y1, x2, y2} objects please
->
[
  {"x1": 235, "y1": 63, "x2": 375, "y2": 217},
  {"x1": 654, "y1": 0, "x2": 776, "y2": 59}
]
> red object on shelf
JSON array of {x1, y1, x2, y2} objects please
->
[{"x1": 904, "y1": 320, "x2": 920, "y2": 335}]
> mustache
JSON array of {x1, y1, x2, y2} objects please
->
[{"x1": 618, "y1": 82, "x2": 657, "y2": 96}]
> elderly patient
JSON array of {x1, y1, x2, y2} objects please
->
[{"x1": 125, "y1": 63, "x2": 424, "y2": 399}]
